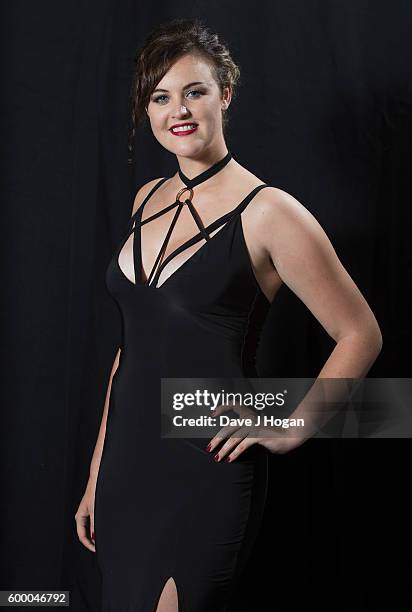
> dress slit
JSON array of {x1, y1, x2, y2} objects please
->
[{"x1": 152, "y1": 576, "x2": 181, "y2": 612}]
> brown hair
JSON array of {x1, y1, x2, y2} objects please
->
[{"x1": 128, "y1": 17, "x2": 241, "y2": 164}]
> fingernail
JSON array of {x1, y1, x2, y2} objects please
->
[
  {"x1": 225, "y1": 456, "x2": 231, "y2": 463},
  {"x1": 91, "y1": 531, "x2": 95, "y2": 541},
  {"x1": 205, "y1": 443, "x2": 212, "y2": 452},
  {"x1": 214, "y1": 453, "x2": 219, "y2": 462}
]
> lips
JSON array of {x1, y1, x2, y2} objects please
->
[{"x1": 169, "y1": 123, "x2": 198, "y2": 136}]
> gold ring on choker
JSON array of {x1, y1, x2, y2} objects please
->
[{"x1": 176, "y1": 187, "x2": 194, "y2": 203}]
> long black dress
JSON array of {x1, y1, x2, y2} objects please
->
[{"x1": 94, "y1": 152, "x2": 271, "y2": 611}]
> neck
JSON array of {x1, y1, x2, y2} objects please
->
[{"x1": 176, "y1": 146, "x2": 230, "y2": 181}]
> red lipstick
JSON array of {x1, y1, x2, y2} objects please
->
[{"x1": 169, "y1": 122, "x2": 198, "y2": 136}]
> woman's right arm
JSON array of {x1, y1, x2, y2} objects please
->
[
  {"x1": 86, "y1": 178, "x2": 164, "y2": 480},
  {"x1": 89, "y1": 347, "x2": 121, "y2": 479},
  {"x1": 87, "y1": 178, "x2": 164, "y2": 472},
  {"x1": 75, "y1": 347, "x2": 121, "y2": 552},
  {"x1": 75, "y1": 177, "x2": 165, "y2": 551}
]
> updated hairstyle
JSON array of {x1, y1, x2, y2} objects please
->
[{"x1": 128, "y1": 17, "x2": 241, "y2": 163}]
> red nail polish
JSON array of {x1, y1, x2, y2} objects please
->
[
  {"x1": 225, "y1": 457, "x2": 231, "y2": 463},
  {"x1": 205, "y1": 443, "x2": 212, "y2": 452},
  {"x1": 214, "y1": 453, "x2": 219, "y2": 462},
  {"x1": 91, "y1": 531, "x2": 95, "y2": 541}
]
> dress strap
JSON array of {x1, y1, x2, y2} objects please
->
[
  {"x1": 130, "y1": 177, "x2": 169, "y2": 225},
  {"x1": 185, "y1": 199, "x2": 210, "y2": 241},
  {"x1": 133, "y1": 182, "x2": 218, "y2": 286},
  {"x1": 149, "y1": 183, "x2": 270, "y2": 287},
  {"x1": 191, "y1": 183, "x2": 270, "y2": 238},
  {"x1": 234, "y1": 183, "x2": 269, "y2": 216},
  {"x1": 143, "y1": 197, "x2": 209, "y2": 285},
  {"x1": 145, "y1": 202, "x2": 185, "y2": 285},
  {"x1": 132, "y1": 177, "x2": 169, "y2": 283}
]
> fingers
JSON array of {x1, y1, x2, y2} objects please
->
[
  {"x1": 206, "y1": 404, "x2": 261, "y2": 462},
  {"x1": 206, "y1": 427, "x2": 258, "y2": 463},
  {"x1": 214, "y1": 431, "x2": 254, "y2": 462},
  {"x1": 206, "y1": 424, "x2": 240, "y2": 453},
  {"x1": 75, "y1": 511, "x2": 96, "y2": 553}
]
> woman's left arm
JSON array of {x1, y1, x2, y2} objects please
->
[
  {"x1": 260, "y1": 187, "x2": 383, "y2": 375},
  {"x1": 211, "y1": 188, "x2": 383, "y2": 460}
]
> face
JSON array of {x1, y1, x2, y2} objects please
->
[{"x1": 145, "y1": 53, "x2": 231, "y2": 157}]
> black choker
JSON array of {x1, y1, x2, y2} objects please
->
[{"x1": 178, "y1": 151, "x2": 232, "y2": 189}]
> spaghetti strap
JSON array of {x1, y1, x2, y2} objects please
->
[
  {"x1": 131, "y1": 177, "x2": 169, "y2": 223},
  {"x1": 120, "y1": 180, "x2": 270, "y2": 289},
  {"x1": 149, "y1": 183, "x2": 270, "y2": 287},
  {"x1": 130, "y1": 177, "x2": 168, "y2": 281}
]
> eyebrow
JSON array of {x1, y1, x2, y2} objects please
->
[{"x1": 152, "y1": 81, "x2": 206, "y2": 94}]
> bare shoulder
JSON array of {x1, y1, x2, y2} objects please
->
[
  {"x1": 246, "y1": 184, "x2": 382, "y2": 348},
  {"x1": 250, "y1": 185, "x2": 317, "y2": 225},
  {"x1": 131, "y1": 177, "x2": 167, "y2": 217},
  {"x1": 249, "y1": 186, "x2": 333, "y2": 262}
]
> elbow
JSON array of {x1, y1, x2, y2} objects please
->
[
  {"x1": 361, "y1": 323, "x2": 383, "y2": 357},
  {"x1": 360, "y1": 324, "x2": 383, "y2": 361},
  {"x1": 367, "y1": 328, "x2": 383, "y2": 373},
  {"x1": 369, "y1": 319, "x2": 383, "y2": 355},
  {"x1": 338, "y1": 322, "x2": 383, "y2": 357},
  {"x1": 375, "y1": 328, "x2": 383, "y2": 354}
]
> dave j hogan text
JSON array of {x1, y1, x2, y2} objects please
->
[{"x1": 172, "y1": 415, "x2": 305, "y2": 429}]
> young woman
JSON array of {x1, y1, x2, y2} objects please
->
[{"x1": 75, "y1": 18, "x2": 382, "y2": 612}]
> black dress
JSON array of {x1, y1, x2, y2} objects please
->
[{"x1": 94, "y1": 152, "x2": 271, "y2": 611}]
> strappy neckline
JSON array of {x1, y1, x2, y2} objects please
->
[
  {"x1": 178, "y1": 151, "x2": 232, "y2": 188},
  {"x1": 118, "y1": 150, "x2": 269, "y2": 289},
  {"x1": 130, "y1": 151, "x2": 232, "y2": 224},
  {"x1": 117, "y1": 182, "x2": 269, "y2": 290},
  {"x1": 132, "y1": 152, "x2": 236, "y2": 287}
]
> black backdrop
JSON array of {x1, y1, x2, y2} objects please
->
[{"x1": 1, "y1": 1, "x2": 411, "y2": 610}]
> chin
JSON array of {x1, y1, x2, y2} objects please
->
[{"x1": 155, "y1": 131, "x2": 207, "y2": 156}]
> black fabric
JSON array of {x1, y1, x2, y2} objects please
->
[
  {"x1": 1, "y1": 1, "x2": 411, "y2": 611},
  {"x1": 95, "y1": 165, "x2": 270, "y2": 609}
]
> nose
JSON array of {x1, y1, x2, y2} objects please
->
[{"x1": 172, "y1": 104, "x2": 191, "y2": 119}]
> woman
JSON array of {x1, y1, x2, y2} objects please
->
[{"x1": 75, "y1": 18, "x2": 382, "y2": 612}]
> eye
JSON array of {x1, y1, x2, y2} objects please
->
[
  {"x1": 186, "y1": 89, "x2": 203, "y2": 98},
  {"x1": 152, "y1": 90, "x2": 204, "y2": 105},
  {"x1": 153, "y1": 94, "x2": 169, "y2": 104}
]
